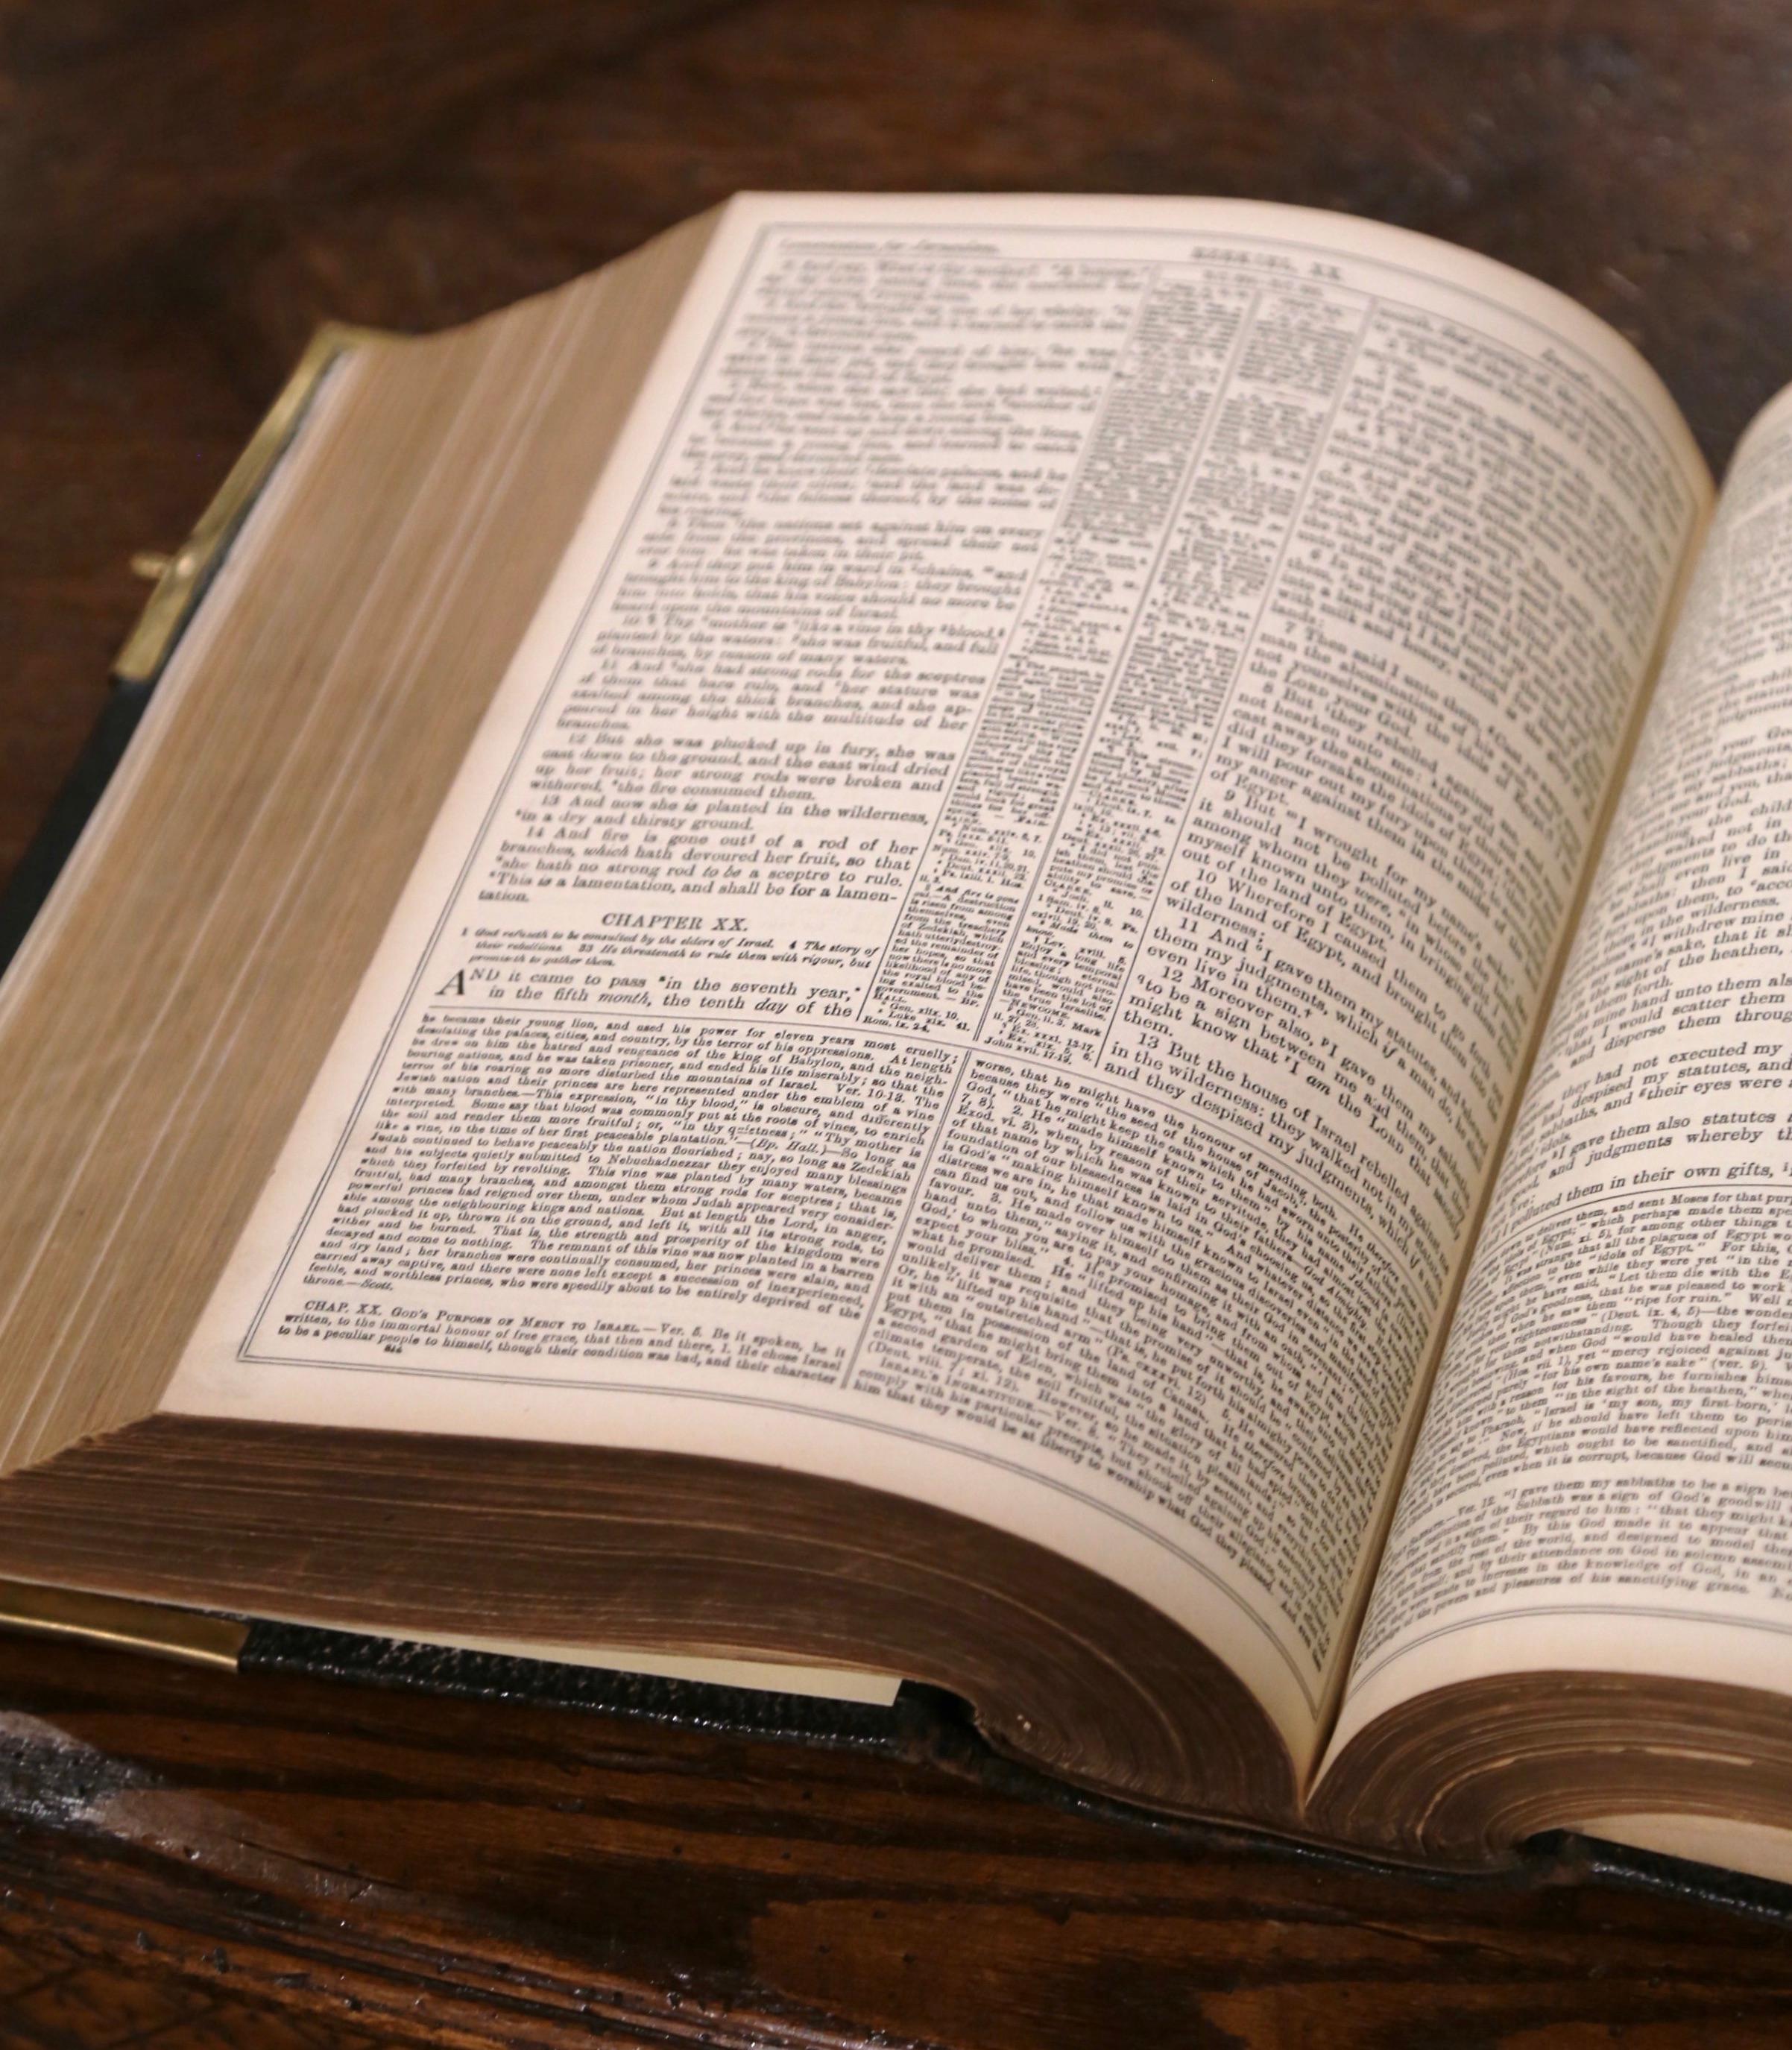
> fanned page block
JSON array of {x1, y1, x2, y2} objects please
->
[
  {"x1": 160, "y1": 197, "x2": 1700, "y2": 1778},
  {"x1": 22, "y1": 196, "x2": 1792, "y2": 1873}
]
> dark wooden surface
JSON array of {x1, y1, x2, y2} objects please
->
[
  {"x1": 0, "y1": 1639, "x2": 1791, "y2": 2050},
  {"x1": 6, "y1": 1, "x2": 1792, "y2": 2040}
]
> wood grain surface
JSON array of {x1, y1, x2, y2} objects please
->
[
  {"x1": 5, "y1": 2, "x2": 1792, "y2": 2041},
  {"x1": 1, "y1": 1635, "x2": 1792, "y2": 2049}
]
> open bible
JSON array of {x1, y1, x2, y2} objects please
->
[{"x1": 4, "y1": 192, "x2": 1792, "y2": 1882}]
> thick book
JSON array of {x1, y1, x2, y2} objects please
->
[{"x1": 4, "y1": 192, "x2": 1791, "y2": 1887}]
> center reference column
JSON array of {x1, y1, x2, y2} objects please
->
[
  {"x1": 851, "y1": 278, "x2": 1387, "y2": 1687},
  {"x1": 859, "y1": 268, "x2": 1263, "y2": 1036}
]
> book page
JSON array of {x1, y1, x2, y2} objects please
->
[
  {"x1": 1331, "y1": 383, "x2": 1792, "y2": 1762},
  {"x1": 165, "y1": 194, "x2": 1706, "y2": 1762}
]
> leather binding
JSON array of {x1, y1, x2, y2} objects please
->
[
  {"x1": 0, "y1": 675, "x2": 155, "y2": 974},
  {"x1": 1, "y1": 335, "x2": 1788, "y2": 1926},
  {"x1": 239, "y1": 1617, "x2": 941, "y2": 1750}
]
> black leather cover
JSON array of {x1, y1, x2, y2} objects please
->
[
  {"x1": 0, "y1": 678, "x2": 155, "y2": 973},
  {"x1": 239, "y1": 1618, "x2": 945, "y2": 1750}
]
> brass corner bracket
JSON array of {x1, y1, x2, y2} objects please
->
[{"x1": 114, "y1": 321, "x2": 385, "y2": 687}]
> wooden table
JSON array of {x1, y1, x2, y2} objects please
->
[{"x1": 5, "y1": 3, "x2": 1792, "y2": 2040}]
